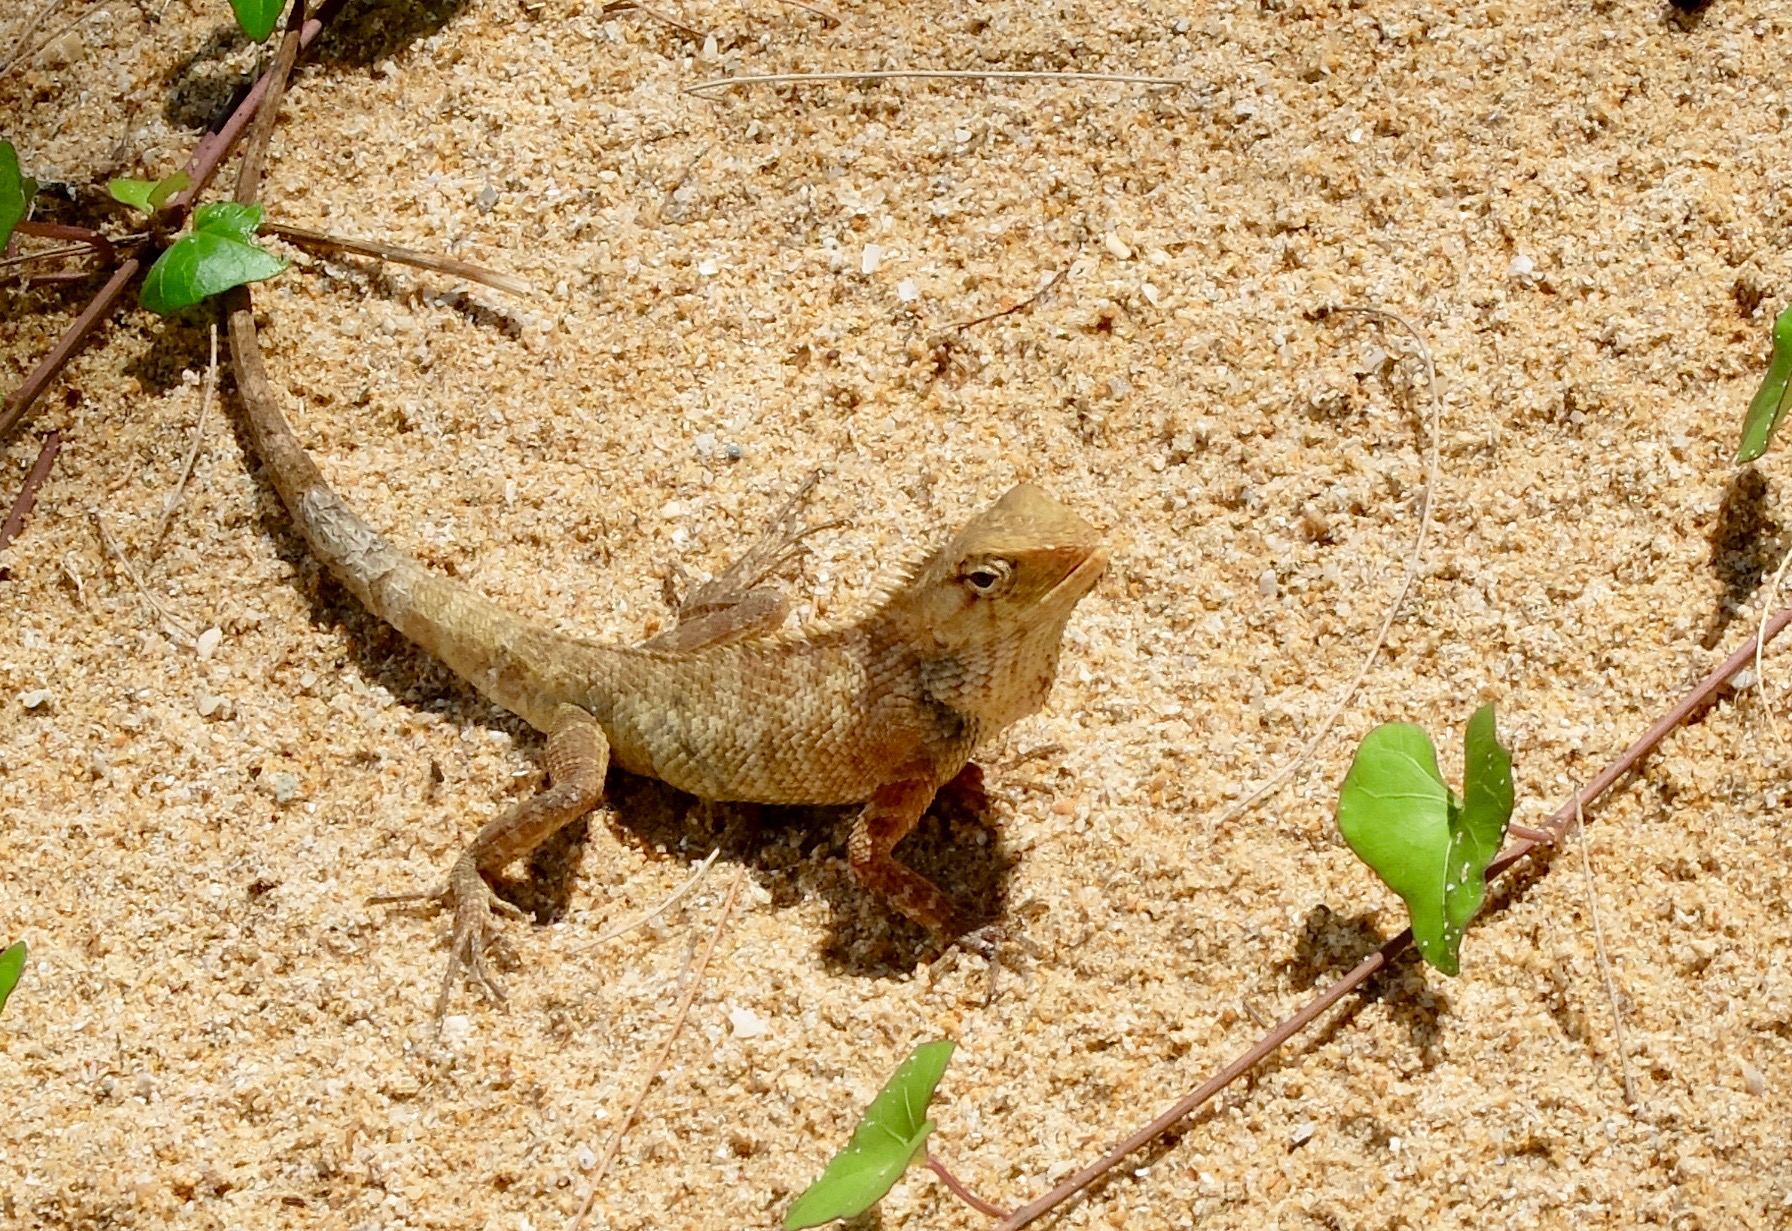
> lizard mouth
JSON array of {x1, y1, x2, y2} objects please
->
[{"x1": 1049, "y1": 545, "x2": 1109, "y2": 602}]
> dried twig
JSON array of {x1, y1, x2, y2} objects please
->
[
  {"x1": 0, "y1": 429, "x2": 62, "y2": 558},
  {"x1": 568, "y1": 868, "x2": 745, "y2": 1231},
  {"x1": 149, "y1": 323, "x2": 217, "y2": 553},
  {"x1": 947, "y1": 267, "x2": 1069, "y2": 332},
  {"x1": 267, "y1": 222, "x2": 533, "y2": 296},
  {"x1": 685, "y1": 69, "x2": 1194, "y2": 96},
  {"x1": 1215, "y1": 306, "x2": 1442, "y2": 827},
  {"x1": 579, "y1": 847, "x2": 721, "y2": 952},
  {"x1": 1573, "y1": 796, "x2": 1638, "y2": 1108},
  {"x1": 993, "y1": 605, "x2": 1792, "y2": 1230}
]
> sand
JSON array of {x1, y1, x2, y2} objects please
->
[{"x1": 2, "y1": 0, "x2": 1790, "y2": 1227}]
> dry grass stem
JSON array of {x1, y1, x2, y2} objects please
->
[
  {"x1": 580, "y1": 847, "x2": 721, "y2": 952},
  {"x1": 602, "y1": 0, "x2": 707, "y2": 40},
  {"x1": 763, "y1": 0, "x2": 841, "y2": 24},
  {"x1": 685, "y1": 69, "x2": 1194, "y2": 95},
  {"x1": 1215, "y1": 305, "x2": 1442, "y2": 826},
  {"x1": 568, "y1": 868, "x2": 745, "y2": 1230},
  {"x1": 1755, "y1": 547, "x2": 1791, "y2": 748},
  {"x1": 92, "y1": 510, "x2": 196, "y2": 645},
  {"x1": 1573, "y1": 796, "x2": 1639, "y2": 1109},
  {"x1": 149, "y1": 323, "x2": 217, "y2": 554},
  {"x1": 267, "y1": 224, "x2": 534, "y2": 296},
  {"x1": 0, "y1": 0, "x2": 77, "y2": 79},
  {"x1": 947, "y1": 266, "x2": 1069, "y2": 332}
]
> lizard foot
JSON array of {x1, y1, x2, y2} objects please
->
[{"x1": 370, "y1": 858, "x2": 527, "y2": 1021}]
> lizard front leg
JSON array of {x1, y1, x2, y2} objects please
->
[
  {"x1": 847, "y1": 778, "x2": 966, "y2": 941},
  {"x1": 379, "y1": 702, "x2": 609, "y2": 1019}
]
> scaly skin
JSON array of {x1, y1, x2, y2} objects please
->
[{"x1": 228, "y1": 297, "x2": 1105, "y2": 1014}]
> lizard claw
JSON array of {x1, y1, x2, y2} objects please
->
[{"x1": 370, "y1": 857, "x2": 524, "y2": 1022}]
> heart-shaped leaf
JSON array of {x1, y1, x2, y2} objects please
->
[
  {"x1": 229, "y1": 0, "x2": 286, "y2": 42},
  {"x1": 140, "y1": 201, "x2": 287, "y2": 316},
  {"x1": 1336, "y1": 706, "x2": 1514, "y2": 975},
  {"x1": 1, "y1": 140, "x2": 39, "y2": 249},
  {"x1": 0, "y1": 940, "x2": 25, "y2": 1016},
  {"x1": 1736, "y1": 302, "x2": 1792, "y2": 464},
  {"x1": 109, "y1": 171, "x2": 191, "y2": 214},
  {"x1": 784, "y1": 1040, "x2": 955, "y2": 1229}
]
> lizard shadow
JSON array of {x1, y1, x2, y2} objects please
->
[{"x1": 599, "y1": 769, "x2": 1020, "y2": 976}]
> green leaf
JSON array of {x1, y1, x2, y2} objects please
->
[
  {"x1": 139, "y1": 202, "x2": 287, "y2": 316},
  {"x1": 784, "y1": 1040, "x2": 956, "y2": 1229},
  {"x1": 111, "y1": 171, "x2": 191, "y2": 213},
  {"x1": 229, "y1": 0, "x2": 286, "y2": 42},
  {"x1": 191, "y1": 200, "x2": 270, "y2": 244},
  {"x1": 1336, "y1": 723, "x2": 1457, "y2": 972},
  {"x1": 108, "y1": 177, "x2": 159, "y2": 212},
  {"x1": 149, "y1": 170, "x2": 190, "y2": 210},
  {"x1": 0, "y1": 940, "x2": 25, "y2": 1016},
  {"x1": 1, "y1": 140, "x2": 39, "y2": 250},
  {"x1": 1736, "y1": 303, "x2": 1792, "y2": 464},
  {"x1": 1447, "y1": 704, "x2": 1514, "y2": 940},
  {"x1": 1337, "y1": 712, "x2": 1515, "y2": 975}
]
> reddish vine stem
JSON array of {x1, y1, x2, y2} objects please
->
[
  {"x1": 0, "y1": 0, "x2": 348, "y2": 445},
  {"x1": 0, "y1": 429, "x2": 62, "y2": 558},
  {"x1": 927, "y1": 1153, "x2": 1010, "y2": 1220},
  {"x1": 994, "y1": 604, "x2": 1792, "y2": 1231}
]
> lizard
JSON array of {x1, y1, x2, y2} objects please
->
[{"x1": 227, "y1": 311, "x2": 1107, "y2": 1015}]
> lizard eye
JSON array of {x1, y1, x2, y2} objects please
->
[{"x1": 961, "y1": 558, "x2": 1014, "y2": 596}]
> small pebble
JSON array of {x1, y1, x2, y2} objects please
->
[
  {"x1": 20, "y1": 689, "x2": 52, "y2": 710},
  {"x1": 727, "y1": 1005, "x2": 770, "y2": 1038},
  {"x1": 195, "y1": 627, "x2": 222, "y2": 660},
  {"x1": 861, "y1": 244, "x2": 882, "y2": 275},
  {"x1": 1104, "y1": 232, "x2": 1132, "y2": 260}
]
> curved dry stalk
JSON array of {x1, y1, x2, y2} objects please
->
[
  {"x1": 1214, "y1": 305, "x2": 1442, "y2": 828},
  {"x1": 578, "y1": 847, "x2": 721, "y2": 952},
  {"x1": 685, "y1": 69, "x2": 1193, "y2": 96},
  {"x1": 993, "y1": 604, "x2": 1792, "y2": 1230}
]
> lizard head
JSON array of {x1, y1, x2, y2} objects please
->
[{"x1": 880, "y1": 483, "x2": 1107, "y2": 736}]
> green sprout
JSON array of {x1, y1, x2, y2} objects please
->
[
  {"x1": 1335, "y1": 705, "x2": 1515, "y2": 976},
  {"x1": 1736, "y1": 302, "x2": 1792, "y2": 464},
  {"x1": 229, "y1": 0, "x2": 287, "y2": 42},
  {"x1": 107, "y1": 171, "x2": 192, "y2": 215},
  {"x1": 0, "y1": 140, "x2": 38, "y2": 249},
  {"x1": 139, "y1": 200, "x2": 288, "y2": 316},
  {"x1": 784, "y1": 1040, "x2": 956, "y2": 1229},
  {"x1": 0, "y1": 941, "x2": 25, "y2": 1016}
]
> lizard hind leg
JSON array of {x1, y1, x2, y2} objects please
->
[{"x1": 374, "y1": 703, "x2": 609, "y2": 1021}]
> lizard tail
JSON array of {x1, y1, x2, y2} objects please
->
[{"x1": 226, "y1": 291, "x2": 591, "y2": 731}]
